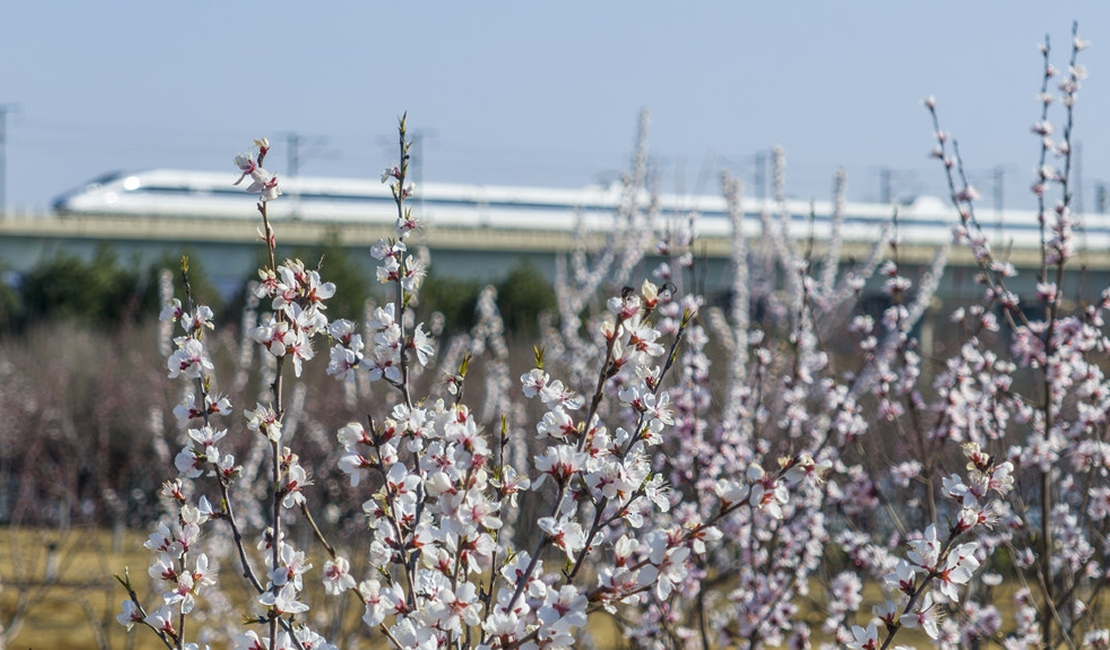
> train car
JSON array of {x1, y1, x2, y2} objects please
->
[
  {"x1": 52, "y1": 169, "x2": 627, "y2": 230},
  {"x1": 51, "y1": 169, "x2": 1110, "y2": 252}
]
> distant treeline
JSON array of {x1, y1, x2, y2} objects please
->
[
  {"x1": 0, "y1": 243, "x2": 556, "y2": 338},
  {"x1": 0, "y1": 242, "x2": 557, "y2": 529}
]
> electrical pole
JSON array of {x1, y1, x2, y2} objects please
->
[
  {"x1": 286, "y1": 133, "x2": 301, "y2": 178},
  {"x1": 408, "y1": 128, "x2": 438, "y2": 221},
  {"x1": 285, "y1": 133, "x2": 301, "y2": 219},
  {"x1": 753, "y1": 150, "x2": 767, "y2": 202},
  {"x1": 413, "y1": 131, "x2": 424, "y2": 220},
  {"x1": 0, "y1": 105, "x2": 18, "y2": 217},
  {"x1": 1075, "y1": 141, "x2": 1084, "y2": 216},
  {"x1": 994, "y1": 166, "x2": 1004, "y2": 213},
  {"x1": 872, "y1": 167, "x2": 920, "y2": 205},
  {"x1": 994, "y1": 165, "x2": 1005, "y2": 240},
  {"x1": 283, "y1": 132, "x2": 329, "y2": 220}
]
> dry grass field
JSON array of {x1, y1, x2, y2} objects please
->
[
  {"x1": 0, "y1": 524, "x2": 954, "y2": 649},
  {"x1": 0, "y1": 525, "x2": 618, "y2": 650},
  {"x1": 0, "y1": 525, "x2": 165, "y2": 650}
]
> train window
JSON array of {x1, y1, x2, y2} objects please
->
[{"x1": 85, "y1": 171, "x2": 125, "y2": 190}]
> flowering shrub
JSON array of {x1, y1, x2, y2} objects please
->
[{"x1": 118, "y1": 25, "x2": 1110, "y2": 650}]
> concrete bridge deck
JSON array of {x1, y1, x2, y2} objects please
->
[{"x1": 1, "y1": 211, "x2": 1107, "y2": 301}]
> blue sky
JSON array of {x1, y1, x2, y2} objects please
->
[{"x1": 3, "y1": 2, "x2": 1108, "y2": 212}]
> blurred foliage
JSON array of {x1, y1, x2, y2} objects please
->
[
  {"x1": 419, "y1": 270, "x2": 483, "y2": 335},
  {"x1": 0, "y1": 261, "x2": 22, "y2": 330},
  {"x1": 417, "y1": 258, "x2": 555, "y2": 338},
  {"x1": 495, "y1": 259, "x2": 555, "y2": 338},
  {"x1": 0, "y1": 246, "x2": 223, "y2": 334},
  {"x1": 2, "y1": 243, "x2": 554, "y2": 340},
  {"x1": 145, "y1": 250, "x2": 224, "y2": 317},
  {"x1": 311, "y1": 236, "x2": 370, "y2": 320},
  {"x1": 20, "y1": 246, "x2": 145, "y2": 326}
]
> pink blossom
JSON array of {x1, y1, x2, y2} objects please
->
[
  {"x1": 846, "y1": 622, "x2": 878, "y2": 650},
  {"x1": 900, "y1": 591, "x2": 941, "y2": 639}
]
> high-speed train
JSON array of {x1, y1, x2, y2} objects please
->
[{"x1": 51, "y1": 169, "x2": 1110, "y2": 251}]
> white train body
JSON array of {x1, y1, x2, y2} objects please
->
[{"x1": 51, "y1": 169, "x2": 1110, "y2": 252}]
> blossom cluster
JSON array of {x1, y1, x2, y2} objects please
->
[
  {"x1": 118, "y1": 140, "x2": 344, "y2": 650},
  {"x1": 249, "y1": 258, "x2": 336, "y2": 377},
  {"x1": 117, "y1": 27, "x2": 1110, "y2": 650},
  {"x1": 234, "y1": 138, "x2": 281, "y2": 203}
]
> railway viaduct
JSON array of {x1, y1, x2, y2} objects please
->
[{"x1": 1, "y1": 210, "x2": 1108, "y2": 306}]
